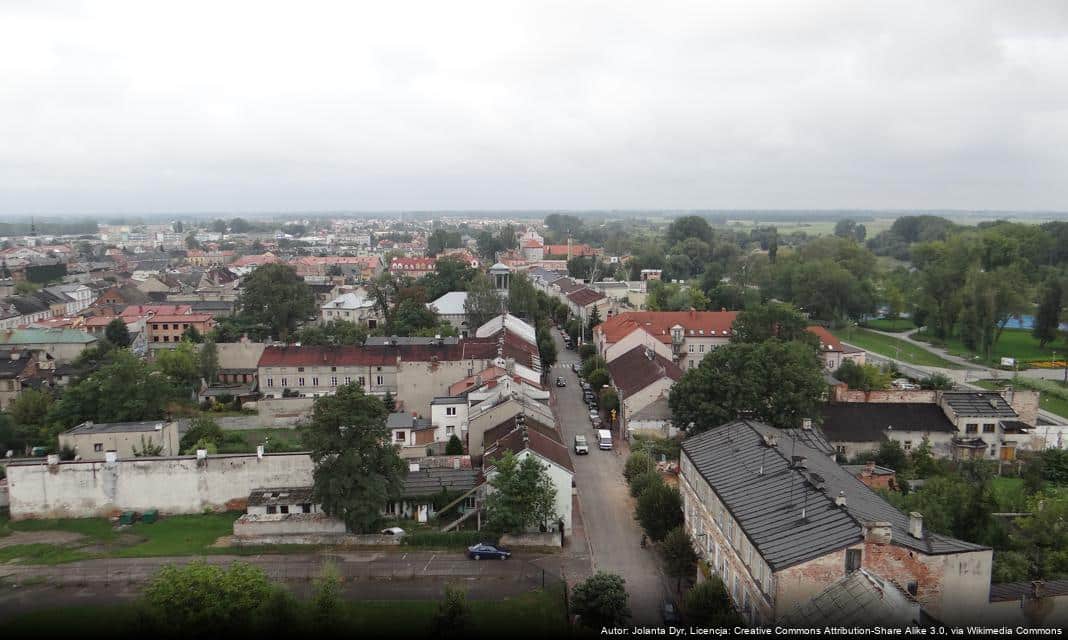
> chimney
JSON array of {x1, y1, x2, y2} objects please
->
[
  {"x1": 909, "y1": 512, "x2": 924, "y2": 539},
  {"x1": 864, "y1": 521, "x2": 893, "y2": 544},
  {"x1": 835, "y1": 491, "x2": 847, "y2": 508},
  {"x1": 801, "y1": 418, "x2": 812, "y2": 430},
  {"x1": 105, "y1": 451, "x2": 118, "y2": 464},
  {"x1": 196, "y1": 449, "x2": 207, "y2": 460},
  {"x1": 256, "y1": 444, "x2": 264, "y2": 459},
  {"x1": 47, "y1": 454, "x2": 60, "y2": 467},
  {"x1": 864, "y1": 460, "x2": 876, "y2": 477},
  {"x1": 409, "y1": 462, "x2": 420, "y2": 472},
  {"x1": 791, "y1": 455, "x2": 807, "y2": 469}
]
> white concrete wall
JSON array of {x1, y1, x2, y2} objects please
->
[
  {"x1": 620, "y1": 377, "x2": 674, "y2": 420},
  {"x1": 6, "y1": 453, "x2": 315, "y2": 520}
]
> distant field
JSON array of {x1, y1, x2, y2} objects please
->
[
  {"x1": 831, "y1": 327, "x2": 961, "y2": 369},
  {"x1": 862, "y1": 317, "x2": 914, "y2": 332},
  {"x1": 718, "y1": 217, "x2": 898, "y2": 238},
  {"x1": 914, "y1": 328, "x2": 1067, "y2": 366}
]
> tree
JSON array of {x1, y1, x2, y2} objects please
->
[
  {"x1": 180, "y1": 415, "x2": 224, "y2": 453},
  {"x1": 507, "y1": 272, "x2": 539, "y2": 319},
  {"x1": 660, "y1": 527, "x2": 698, "y2": 593},
  {"x1": 464, "y1": 273, "x2": 502, "y2": 331},
  {"x1": 666, "y1": 216, "x2": 713, "y2": 246},
  {"x1": 570, "y1": 572, "x2": 631, "y2": 628},
  {"x1": 600, "y1": 388, "x2": 620, "y2": 415},
  {"x1": 919, "y1": 373, "x2": 953, "y2": 390},
  {"x1": 635, "y1": 482, "x2": 683, "y2": 541},
  {"x1": 383, "y1": 390, "x2": 396, "y2": 413},
  {"x1": 132, "y1": 435, "x2": 164, "y2": 457},
  {"x1": 586, "y1": 305, "x2": 602, "y2": 340},
  {"x1": 484, "y1": 450, "x2": 558, "y2": 533},
  {"x1": 211, "y1": 219, "x2": 229, "y2": 233},
  {"x1": 48, "y1": 350, "x2": 179, "y2": 432},
  {"x1": 8, "y1": 388, "x2": 53, "y2": 435},
  {"x1": 199, "y1": 340, "x2": 219, "y2": 384},
  {"x1": 140, "y1": 561, "x2": 273, "y2": 634},
  {"x1": 730, "y1": 303, "x2": 815, "y2": 346},
  {"x1": 1014, "y1": 490, "x2": 1068, "y2": 579},
  {"x1": 445, "y1": 435, "x2": 464, "y2": 455},
  {"x1": 155, "y1": 341, "x2": 201, "y2": 395},
  {"x1": 185, "y1": 233, "x2": 201, "y2": 250},
  {"x1": 580, "y1": 356, "x2": 607, "y2": 379},
  {"x1": 229, "y1": 218, "x2": 253, "y2": 233},
  {"x1": 182, "y1": 325, "x2": 203, "y2": 343},
  {"x1": 430, "y1": 584, "x2": 472, "y2": 639},
  {"x1": 537, "y1": 328, "x2": 558, "y2": 372},
  {"x1": 309, "y1": 563, "x2": 345, "y2": 632},
  {"x1": 104, "y1": 318, "x2": 131, "y2": 347},
  {"x1": 669, "y1": 340, "x2": 826, "y2": 433},
  {"x1": 833, "y1": 360, "x2": 891, "y2": 391},
  {"x1": 578, "y1": 343, "x2": 597, "y2": 361},
  {"x1": 294, "y1": 320, "x2": 368, "y2": 346},
  {"x1": 685, "y1": 577, "x2": 742, "y2": 626},
  {"x1": 629, "y1": 469, "x2": 663, "y2": 498},
  {"x1": 238, "y1": 263, "x2": 315, "y2": 341},
  {"x1": 302, "y1": 382, "x2": 405, "y2": 533},
  {"x1": 1033, "y1": 279, "x2": 1063, "y2": 347},
  {"x1": 624, "y1": 451, "x2": 656, "y2": 483},
  {"x1": 587, "y1": 368, "x2": 610, "y2": 391}
]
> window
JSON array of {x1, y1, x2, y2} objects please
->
[
  {"x1": 358, "y1": 376, "x2": 366, "y2": 386},
  {"x1": 699, "y1": 344, "x2": 705, "y2": 353},
  {"x1": 983, "y1": 423, "x2": 996, "y2": 434},
  {"x1": 835, "y1": 445, "x2": 846, "y2": 455},
  {"x1": 689, "y1": 359, "x2": 694, "y2": 368},
  {"x1": 153, "y1": 336, "x2": 160, "y2": 342},
  {"x1": 395, "y1": 431, "x2": 406, "y2": 442},
  {"x1": 846, "y1": 549, "x2": 862, "y2": 573},
  {"x1": 446, "y1": 426, "x2": 454, "y2": 436},
  {"x1": 966, "y1": 423, "x2": 978, "y2": 434},
  {"x1": 298, "y1": 367, "x2": 305, "y2": 372},
  {"x1": 446, "y1": 407, "x2": 457, "y2": 416},
  {"x1": 688, "y1": 344, "x2": 695, "y2": 353},
  {"x1": 376, "y1": 375, "x2": 383, "y2": 385},
  {"x1": 904, "y1": 440, "x2": 913, "y2": 451},
  {"x1": 94, "y1": 443, "x2": 103, "y2": 452},
  {"x1": 281, "y1": 378, "x2": 287, "y2": 387},
  {"x1": 312, "y1": 377, "x2": 318, "y2": 386},
  {"x1": 331, "y1": 377, "x2": 337, "y2": 386},
  {"x1": 298, "y1": 377, "x2": 305, "y2": 387},
  {"x1": 266, "y1": 378, "x2": 273, "y2": 388},
  {"x1": 345, "y1": 377, "x2": 352, "y2": 384},
  {"x1": 384, "y1": 501, "x2": 397, "y2": 515},
  {"x1": 279, "y1": 505, "x2": 289, "y2": 514},
  {"x1": 162, "y1": 324, "x2": 169, "y2": 330},
  {"x1": 266, "y1": 506, "x2": 277, "y2": 514},
  {"x1": 182, "y1": 324, "x2": 189, "y2": 330}
]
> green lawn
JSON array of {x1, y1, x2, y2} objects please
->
[
  {"x1": 3, "y1": 513, "x2": 241, "y2": 563},
  {"x1": 914, "y1": 328, "x2": 1067, "y2": 367},
  {"x1": 831, "y1": 327, "x2": 962, "y2": 369},
  {"x1": 0, "y1": 589, "x2": 568, "y2": 638},
  {"x1": 217, "y1": 428, "x2": 304, "y2": 454},
  {"x1": 974, "y1": 379, "x2": 1068, "y2": 420},
  {"x1": 862, "y1": 317, "x2": 915, "y2": 333}
]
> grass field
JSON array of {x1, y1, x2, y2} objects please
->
[
  {"x1": 0, "y1": 589, "x2": 569, "y2": 638},
  {"x1": 914, "y1": 328, "x2": 1067, "y2": 367},
  {"x1": 862, "y1": 317, "x2": 915, "y2": 332},
  {"x1": 831, "y1": 327, "x2": 962, "y2": 369},
  {"x1": 973, "y1": 379, "x2": 1068, "y2": 420},
  {"x1": 718, "y1": 217, "x2": 898, "y2": 238},
  {"x1": 218, "y1": 428, "x2": 305, "y2": 454},
  {"x1": 2, "y1": 513, "x2": 240, "y2": 563}
]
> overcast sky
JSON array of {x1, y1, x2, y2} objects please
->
[{"x1": 2, "y1": 1, "x2": 1067, "y2": 215}]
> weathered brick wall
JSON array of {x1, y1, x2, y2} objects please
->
[
  {"x1": 832, "y1": 388, "x2": 938, "y2": 404},
  {"x1": 1005, "y1": 389, "x2": 1040, "y2": 426}
]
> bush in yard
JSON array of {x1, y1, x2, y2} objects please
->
[
  {"x1": 629, "y1": 469, "x2": 663, "y2": 498},
  {"x1": 431, "y1": 584, "x2": 472, "y2": 639},
  {"x1": 685, "y1": 576, "x2": 743, "y2": 626},
  {"x1": 587, "y1": 368, "x2": 610, "y2": 391},
  {"x1": 579, "y1": 343, "x2": 597, "y2": 361},
  {"x1": 624, "y1": 450, "x2": 656, "y2": 483},
  {"x1": 140, "y1": 561, "x2": 274, "y2": 634},
  {"x1": 571, "y1": 572, "x2": 631, "y2": 628},
  {"x1": 445, "y1": 434, "x2": 464, "y2": 455},
  {"x1": 636, "y1": 482, "x2": 684, "y2": 541},
  {"x1": 179, "y1": 415, "x2": 224, "y2": 452}
]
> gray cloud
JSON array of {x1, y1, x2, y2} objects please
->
[{"x1": 1, "y1": 0, "x2": 1067, "y2": 214}]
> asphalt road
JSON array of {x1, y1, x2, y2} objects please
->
[{"x1": 550, "y1": 332, "x2": 668, "y2": 625}]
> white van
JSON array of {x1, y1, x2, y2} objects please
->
[{"x1": 596, "y1": 429, "x2": 612, "y2": 450}]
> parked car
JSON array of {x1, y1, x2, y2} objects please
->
[
  {"x1": 467, "y1": 543, "x2": 511, "y2": 560},
  {"x1": 574, "y1": 434, "x2": 589, "y2": 455},
  {"x1": 589, "y1": 410, "x2": 600, "y2": 423},
  {"x1": 555, "y1": 376, "x2": 566, "y2": 387},
  {"x1": 380, "y1": 527, "x2": 405, "y2": 536},
  {"x1": 661, "y1": 599, "x2": 680, "y2": 625}
]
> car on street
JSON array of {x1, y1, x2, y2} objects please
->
[
  {"x1": 574, "y1": 434, "x2": 589, "y2": 455},
  {"x1": 555, "y1": 376, "x2": 566, "y2": 387},
  {"x1": 661, "y1": 600, "x2": 680, "y2": 625},
  {"x1": 589, "y1": 410, "x2": 600, "y2": 423},
  {"x1": 380, "y1": 527, "x2": 405, "y2": 536},
  {"x1": 467, "y1": 543, "x2": 511, "y2": 560},
  {"x1": 571, "y1": 362, "x2": 580, "y2": 373}
]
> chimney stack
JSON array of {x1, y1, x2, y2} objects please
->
[
  {"x1": 909, "y1": 512, "x2": 924, "y2": 539},
  {"x1": 835, "y1": 491, "x2": 847, "y2": 508}
]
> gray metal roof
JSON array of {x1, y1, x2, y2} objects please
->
[
  {"x1": 386, "y1": 412, "x2": 433, "y2": 430},
  {"x1": 65, "y1": 420, "x2": 170, "y2": 435},
  {"x1": 401, "y1": 468, "x2": 479, "y2": 498},
  {"x1": 681, "y1": 421, "x2": 986, "y2": 571},
  {"x1": 431, "y1": 396, "x2": 465, "y2": 405},
  {"x1": 365, "y1": 336, "x2": 460, "y2": 346},
  {"x1": 248, "y1": 486, "x2": 315, "y2": 506},
  {"x1": 941, "y1": 392, "x2": 1017, "y2": 418},
  {"x1": 780, "y1": 569, "x2": 920, "y2": 627}
]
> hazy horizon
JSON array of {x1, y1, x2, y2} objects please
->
[{"x1": 3, "y1": 1, "x2": 1068, "y2": 214}]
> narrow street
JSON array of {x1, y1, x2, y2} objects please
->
[{"x1": 550, "y1": 331, "x2": 668, "y2": 625}]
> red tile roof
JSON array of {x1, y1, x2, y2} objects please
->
[
  {"x1": 596, "y1": 311, "x2": 738, "y2": 345},
  {"x1": 566, "y1": 288, "x2": 606, "y2": 307},
  {"x1": 148, "y1": 314, "x2": 215, "y2": 324},
  {"x1": 121, "y1": 304, "x2": 193, "y2": 317},
  {"x1": 606, "y1": 345, "x2": 684, "y2": 396},
  {"x1": 259, "y1": 345, "x2": 397, "y2": 367},
  {"x1": 484, "y1": 422, "x2": 573, "y2": 473},
  {"x1": 544, "y1": 244, "x2": 595, "y2": 257},
  {"x1": 806, "y1": 326, "x2": 860, "y2": 353},
  {"x1": 390, "y1": 257, "x2": 437, "y2": 271}
]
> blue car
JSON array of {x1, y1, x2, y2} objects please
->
[{"x1": 467, "y1": 543, "x2": 511, "y2": 560}]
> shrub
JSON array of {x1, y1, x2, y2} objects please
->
[
  {"x1": 400, "y1": 531, "x2": 492, "y2": 548},
  {"x1": 636, "y1": 483, "x2": 683, "y2": 541},
  {"x1": 629, "y1": 470, "x2": 663, "y2": 498},
  {"x1": 445, "y1": 435, "x2": 464, "y2": 455},
  {"x1": 624, "y1": 451, "x2": 656, "y2": 483},
  {"x1": 685, "y1": 576, "x2": 742, "y2": 626},
  {"x1": 571, "y1": 572, "x2": 631, "y2": 628}
]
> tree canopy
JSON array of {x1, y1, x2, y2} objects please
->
[
  {"x1": 237, "y1": 263, "x2": 316, "y2": 341},
  {"x1": 484, "y1": 450, "x2": 558, "y2": 534}
]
